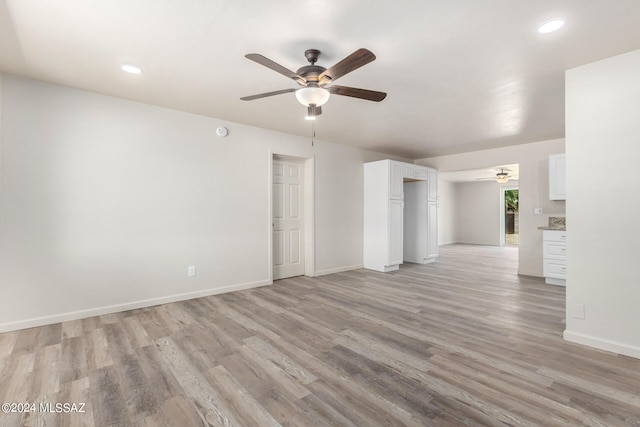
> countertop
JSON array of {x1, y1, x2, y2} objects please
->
[{"x1": 538, "y1": 216, "x2": 566, "y2": 231}]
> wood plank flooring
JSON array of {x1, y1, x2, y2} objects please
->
[{"x1": 2, "y1": 244, "x2": 640, "y2": 426}]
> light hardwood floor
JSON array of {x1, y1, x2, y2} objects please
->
[{"x1": 1, "y1": 244, "x2": 640, "y2": 426}]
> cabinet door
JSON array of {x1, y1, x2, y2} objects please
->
[
  {"x1": 543, "y1": 230, "x2": 567, "y2": 242},
  {"x1": 388, "y1": 199, "x2": 404, "y2": 265},
  {"x1": 543, "y1": 241, "x2": 567, "y2": 259},
  {"x1": 427, "y1": 168, "x2": 438, "y2": 202},
  {"x1": 544, "y1": 259, "x2": 567, "y2": 279},
  {"x1": 549, "y1": 154, "x2": 566, "y2": 200},
  {"x1": 402, "y1": 164, "x2": 416, "y2": 179},
  {"x1": 427, "y1": 202, "x2": 438, "y2": 258},
  {"x1": 414, "y1": 166, "x2": 428, "y2": 180},
  {"x1": 389, "y1": 161, "x2": 404, "y2": 200}
]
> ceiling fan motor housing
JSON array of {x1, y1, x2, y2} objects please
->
[
  {"x1": 296, "y1": 65, "x2": 326, "y2": 84},
  {"x1": 304, "y1": 49, "x2": 321, "y2": 64}
]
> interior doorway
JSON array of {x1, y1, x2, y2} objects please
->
[
  {"x1": 272, "y1": 157, "x2": 305, "y2": 279},
  {"x1": 501, "y1": 187, "x2": 519, "y2": 246},
  {"x1": 270, "y1": 153, "x2": 315, "y2": 281}
]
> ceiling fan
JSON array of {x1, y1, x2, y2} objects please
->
[
  {"x1": 241, "y1": 48, "x2": 387, "y2": 120},
  {"x1": 476, "y1": 168, "x2": 519, "y2": 183}
]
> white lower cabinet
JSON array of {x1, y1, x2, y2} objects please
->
[{"x1": 543, "y1": 230, "x2": 566, "y2": 286}]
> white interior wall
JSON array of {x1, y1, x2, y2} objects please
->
[
  {"x1": 0, "y1": 76, "x2": 2, "y2": 190},
  {"x1": 455, "y1": 181, "x2": 501, "y2": 246},
  {"x1": 564, "y1": 49, "x2": 640, "y2": 359},
  {"x1": 416, "y1": 139, "x2": 565, "y2": 277},
  {"x1": 0, "y1": 75, "x2": 406, "y2": 331},
  {"x1": 436, "y1": 179, "x2": 457, "y2": 245}
]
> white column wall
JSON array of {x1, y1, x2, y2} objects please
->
[{"x1": 564, "y1": 49, "x2": 640, "y2": 358}]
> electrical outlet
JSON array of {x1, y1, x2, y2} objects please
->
[
  {"x1": 534, "y1": 207, "x2": 543, "y2": 215},
  {"x1": 572, "y1": 303, "x2": 585, "y2": 320},
  {"x1": 187, "y1": 266, "x2": 196, "y2": 277}
]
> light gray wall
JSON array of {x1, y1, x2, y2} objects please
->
[
  {"x1": 0, "y1": 75, "x2": 406, "y2": 331},
  {"x1": 564, "y1": 49, "x2": 640, "y2": 359},
  {"x1": 436, "y1": 179, "x2": 457, "y2": 245},
  {"x1": 455, "y1": 181, "x2": 501, "y2": 246},
  {"x1": 416, "y1": 138, "x2": 565, "y2": 277}
]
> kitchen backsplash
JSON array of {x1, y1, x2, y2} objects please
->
[{"x1": 549, "y1": 216, "x2": 566, "y2": 228}]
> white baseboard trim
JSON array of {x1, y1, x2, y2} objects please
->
[
  {"x1": 564, "y1": 330, "x2": 640, "y2": 360},
  {"x1": 0, "y1": 279, "x2": 272, "y2": 333},
  {"x1": 545, "y1": 277, "x2": 566, "y2": 286},
  {"x1": 312, "y1": 264, "x2": 363, "y2": 277}
]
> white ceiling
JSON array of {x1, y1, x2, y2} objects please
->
[{"x1": 2, "y1": 1, "x2": 640, "y2": 159}]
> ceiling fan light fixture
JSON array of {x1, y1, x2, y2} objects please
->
[
  {"x1": 496, "y1": 169, "x2": 510, "y2": 183},
  {"x1": 296, "y1": 86, "x2": 330, "y2": 107}
]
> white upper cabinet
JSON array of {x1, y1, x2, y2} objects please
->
[
  {"x1": 403, "y1": 164, "x2": 429, "y2": 180},
  {"x1": 549, "y1": 153, "x2": 566, "y2": 200},
  {"x1": 427, "y1": 168, "x2": 438, "y2": 202},
  {"x1": 389, "y1": 161, "x2": 404, "y2": 200}
]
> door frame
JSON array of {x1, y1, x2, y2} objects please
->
[
  {"x1": 267, "y1": 151, "x2": 315, "y2": 282},
  {"x1": 500, "y1": 184, "x2": 519, "y2": 246}
]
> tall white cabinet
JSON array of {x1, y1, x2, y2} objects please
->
[{"x1": 364, "y1": 160, "x2": 438, "y2": 272}]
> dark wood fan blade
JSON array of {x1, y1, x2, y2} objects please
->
[
  {"x1": 245, "y1": 54, "x2": 305, "y2": 85},
  {"x1": 328, "y1": 85, "x2": 387, "y2": 102},
  {"x1": 241, "y1": 88, "x2": 296, "y2": 101},
  {"x1": 318, "y1": 48, "x2": 376, "y2": 84}
]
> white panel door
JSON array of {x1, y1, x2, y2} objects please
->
[{"x1": 273, "y1": 159, "x2": 305, "y2": 280}]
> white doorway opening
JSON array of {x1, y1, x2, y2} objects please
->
[
  {"x1": 268, "y1": 153, "x2": 315, "y2": 281},
  {"x1": 500, "y1": 185, "x2": 519, "y2": 246}
]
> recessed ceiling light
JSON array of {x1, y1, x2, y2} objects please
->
[
  {"x1": 538, "y1": 19, "x2": 565, "y2": 34},
  {"x1": 120, "y1": 64, "x2": 143, "y2": 74}
]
